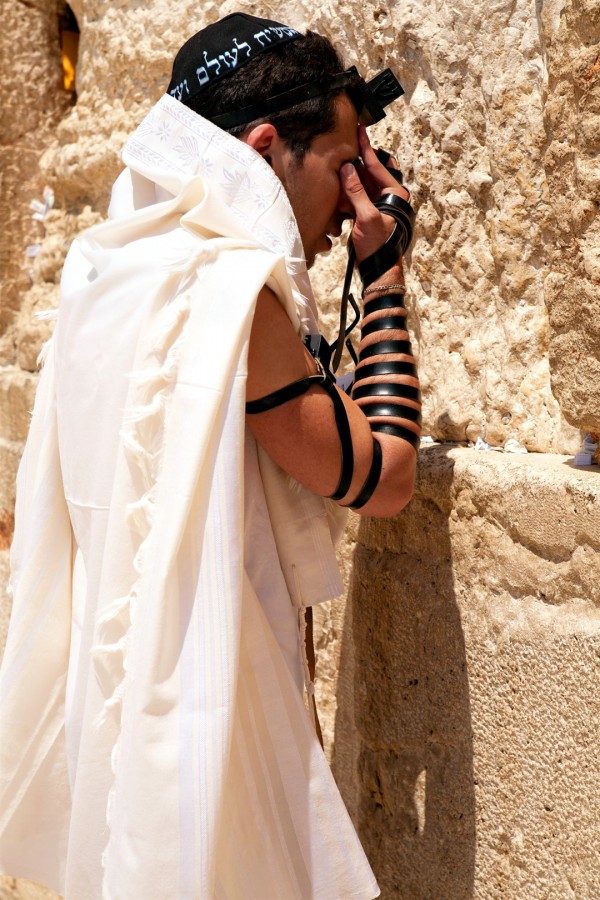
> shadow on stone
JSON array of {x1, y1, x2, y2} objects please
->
[{"x1": 334, "y1": 447, "x2": 476, "y2": 899}]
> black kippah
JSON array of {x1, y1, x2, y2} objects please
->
[{"x1": 167, "y1": 12, "x2": 302, "y2": 105}]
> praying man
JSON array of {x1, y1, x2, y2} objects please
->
[{"x1": 0, "y1": 13, "x2": 420, "y2": 899}]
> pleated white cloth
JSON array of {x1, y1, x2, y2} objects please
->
[{"x1": 0, "y1": 95, "x2": 379, "y2": 899}]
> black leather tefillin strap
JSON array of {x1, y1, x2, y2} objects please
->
[
  {"x1": 360, "y1": 314, "x2": 407, "y2": 338},
  {"x1": 353, "y1": 359, "x2": 418, "y2": 380},
  {"x1": 359, "y1": 339, "x2": 413, "y2": 360},
  {"x1": 346, "y1": 437, "x2": 382, "y2": 510},
  {"x1": 357, "y1": 194, "x2": 415, "y2": 287},
  {"x1": 369, "y1": 422, "x2": 420, "y2": 449},
  {"x1": 351, "y1": 287, "x2": 421, "y2": 456},
  {"x1": 329, "y1": 192, "x2": 415, "y2": 373},
  {"x1": 245, "y1": 361, "x2": 355, "y2": 502},
  {"x1": 352, "y1": 381, "x2": 421, "y2": 403},
  {"x1": 245, "y1": 190, "x2": 417, "y2": 510},
  {"x1": 363, "y1": 294, "x2": 406, "y2": 317},
  {"x1": 245, "y1": 372, "x2": 328, "y2": 414}
]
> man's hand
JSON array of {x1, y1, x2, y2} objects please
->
[{"x1": 341, "y1": 125, "x2": 410, "y2": 262}]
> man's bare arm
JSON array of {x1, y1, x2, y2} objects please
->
[
  {"x1": 246, "y1": 278, "x2": 418, "y2": 518},
  {"x1": 247, "y1": 129, "x2": 420, "y2": 518}
]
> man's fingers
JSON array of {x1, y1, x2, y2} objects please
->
[
  {"x1": 358, "y1": 126, "x2": 410, "y2": 201},
  {"x1": 340, "y1": 163, "x2": 379, "y2": 223},
  {"x1": 341, "y1": 163, "x2": 396, "y2": 260}
]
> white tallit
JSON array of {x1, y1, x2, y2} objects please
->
[{"x1": 0, "y1": 94, "x2": 379, "y2": 899}]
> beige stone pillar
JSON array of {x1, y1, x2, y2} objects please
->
[
  {"x1": 0, "y1": 1, "x2": 71, "y2": 644},
  {"x1": 542, "y1": 0, "x2": 600, "y2": 435}
]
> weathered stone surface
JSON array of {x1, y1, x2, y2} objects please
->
[
  {"x1": 0, "y1": 0, "x2": 70, "y2": 364},
  {"x1": 541, "y1": 0, "x2": 600, "y2": 433},
  {"x1": 0, "y1": 370, "x2": 38, "y2": 445},
  {"x1": 0, "y1": 878, "x2": 59, "y2": 900},
  {"x1": 0, "y1": 366, "x2": 37, "y2": 580},
  {"x1": 20, "y1": 0, "x2": 598, "y2": 452},
  {"x1": 347, "y1": 446, "x2": 599, "y2": 898},
  {"x1": 306, "y1": 0, "x2": 595, "y2": 451}
]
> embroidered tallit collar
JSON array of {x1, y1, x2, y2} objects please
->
[{"x1": 112, "y1": 93, "x2": 319, "y2": 334}]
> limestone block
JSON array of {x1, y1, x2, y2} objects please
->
[
  {"x1": 299, "y1": 0, "x2": 587, "y2": 452},
  {"x1": 0, "y1": 442, "x2": 21, "y2": 546},
  {"x1": 0, "y1": 877, "x2": 59, "y2": 900},
  {"x1": 0, "y1": 351, "x2": 28, "y2": 651},
  {"x1": 0, "y1": 369, "x2": 38, "y2": 445},
  {"x1": 39, "y1": 0, "x2": 200, "y2": 210},
  {"x1": 540, "y1": 0, "x2": 600, "y2": 433},
  {"x1": 350, "y1": 446, "x2": 599, "y2": 897},
  {"x1": 0, "y1": 0, "x2": 70, "y2": 363}
]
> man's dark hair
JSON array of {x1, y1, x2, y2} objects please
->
[{"x1": 185, "y1": 32, "x2": 352, "y2": 159}]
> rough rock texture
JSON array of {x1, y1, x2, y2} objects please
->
[
  {"x1": 541, "y1": 0, "x2": 600, "y2": 433},
  {"x1": 0, "y1": 0, "x2": 73, "y2": 680},
  {"x1": 1, "y1": 0, "x2": 599, "y2": 898},
  {"x1": 349, "y1": 446, "x2": 600, "y2": 898},
  {"x1": 0, "y1": 0, "x2": 70, "y2": 361},
  {"x1": 0, "y1": 879, "x2": 57, "y2": 900},
  {"x1": 304, "y1": 0, "x2": 598, "y2": 451},
  {"x1": 0, "y1": 371, "x2": 38, "y2": 656}
]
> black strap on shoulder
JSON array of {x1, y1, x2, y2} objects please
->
[
  {"x1": 246, "y1": 373, "x2": 327, "y2": 414},
  {"x1": 246, "y1": 367, "x2": 354, "y2": 502},
  {"x1": 347, "y1": 437, "x2": 383, "y2": 510}
]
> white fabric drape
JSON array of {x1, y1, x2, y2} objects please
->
[{"x1": 0, "y1": 95, "x2": 378, "y2": 899}]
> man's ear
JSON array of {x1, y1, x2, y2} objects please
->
[{"x1": 241, "y1": 123, "x2": 280, "y2": 166}]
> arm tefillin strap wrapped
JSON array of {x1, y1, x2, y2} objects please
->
[
  {"x1": 245, "y1": 362, "x2": 355, "y2": 502},
  {"x1": 354, "y1": 359, "x2": 418, "y2": 379},
  {"x1": 364, "y1": 294, "x2": 407, "y2": 316},
  {"x1": 352, "y1": 290, "x2": 421, "y2": 457},
  {"x1": 330, "y1": 192, "x2": 416, "y2": 374},
  {"x1": 359, "y1": 339, "x2": 413, "y2": 360},
  {"x1": 352, "y1": 381, "x2": 421, "y2": 402},
  {"x1": 245, "y1": 193, "x2": 418, "y2": 510},
  {"x1": 356, "y1": 194, "x2": 416, "y2": 289},
  {"x1": 360, "y1": 314, "x2": 407, "y2": 337}
]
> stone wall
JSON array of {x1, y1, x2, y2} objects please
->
[
  {"x1": 1, "y1": 0, "x2": 599, "y2": 897},
  {"x1": 347, "y1": 448, "x2": 599, "y2": 897},
  {"x1": 0, "y1": 0, "x2": 72, "y2": 653},
  {"x1": 542, "y1": 0, "x2": 600, "y2": 432}
]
